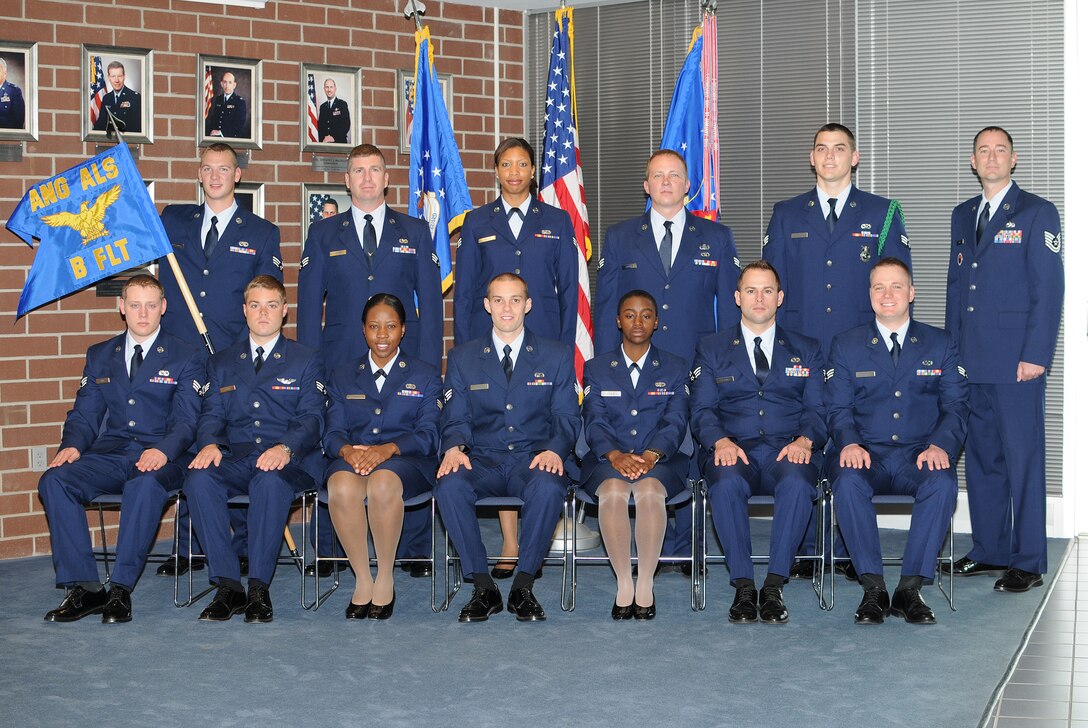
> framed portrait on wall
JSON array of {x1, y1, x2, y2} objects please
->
[
  {"x1": 302, "y1": 183, "x2": 350, "y2": 242},
  {"x1": 200, "y1": 180, "x2": 264, "y2": 218},
  {"x1": 395, "y1": 68, "x2": 452, "y2": 156},
  {"x1": 198, "y1": 54, "x2": 262, "y2": 149},
  {"x1": 301, "y1": 63, "x2": 361, "y2": 153},
  {"x1": 81, "y1": 45, "x2": 153, "y2": 144},
  {"x1": 0, "y1": 41, "x2": 37, "y2": 142}
]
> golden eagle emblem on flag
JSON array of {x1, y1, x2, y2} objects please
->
[{"x1": 41, "y1": 184, "x2": 121, "y2": 245}]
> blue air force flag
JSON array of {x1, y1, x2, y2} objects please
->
[{"x1": 8, "y1": 142, "x2": 172, "y2": 317}]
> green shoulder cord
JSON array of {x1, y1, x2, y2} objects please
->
[{"x1": 876, "y1": 199, "x2": 904, "y2": 257}]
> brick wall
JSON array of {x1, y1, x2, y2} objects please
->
[{"x1": 0, "y1": 0, "x2": 526, "y2": 560}]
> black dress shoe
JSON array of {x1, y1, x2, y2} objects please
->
[
  {"x1": 854, "y1": 586, "x2": 890, "y2": 625},
  {"x1": 238, "y1": 556, "x2": 249, "y2": 577},
  {"x1": 400, "y1": 559, "x2": 433, "y2": 578},
  {"x1": 304, "y1": 560, "x2": 348, "y2": 578},
  {"x1": 611, "y1": 601, "x2": 633, "y2": 620},
  {"x1": 101, "y1": 585, "x2": 132, "y2": 624},
  {"x1": 789, "y1": 559, "x2": 814, "y2": 580},
  {"x1": 889, "y1": 587, "x2": 936, "y2": 624},
  {"x1": 507, "y1": 586, "x2": 547, "y2": 622},
  {"x1": 632, "y1": 598, "x2": 656, "y2": 620},
  {"x1": 490, "y1": 562, "x2": 517, "y2": 579},
  {"x1": 728, "y1": 584, "x2": 758, "y2": 624},
  {"x1": 995, "y1": 568, "x2": 1044, "y2": 593},
  {"x1": 835, "y1": 562, "x2": 859, "y2": 581},
  {"x1": 244, "y1": 583, "x2": 274, "y2": 623},
  {"x1": 367, "y1": 592, "x2": 396, "y2": 620},
  {"x1": 758, "y1": 585, "x2": 789, "y2": 623},
  {"x1": 943, "y1": 555, "x2": 1007, "y2": 577},
  {"x1": 198, "y1": 585, "x2": 246, "y2": 621},
  {"x1": 156, "y1": 556, "x2": 206, "y2": 577},
  {"x1": 458, "y1": 586, "x2": 503, "y2": 622},
  {"x1": 44, "y1": 585, "x2": 107, "y2": 622},
  {"x1": 344, "y1": 601, "x2": 370, "y2": 619}
]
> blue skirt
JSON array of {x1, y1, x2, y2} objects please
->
[
  {"x1": 324, "y1": 454, "x2": 437, "y2": 499},
  {"x1": 580, "y1": 453, "x2": 689, "y2": 500}
]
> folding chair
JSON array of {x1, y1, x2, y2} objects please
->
[
  {"x1": 86, "y1": 489, "x2": 181, "y2": 584},
  {"x1": 300, "y1": 489, "x2": 437, "y2": 611},
  {"x1": 827, "y1": 492, "x2": 954, "y2": 610},
  {"x1": 698, "y1": 479, "x2": 830, "y2": 610}
]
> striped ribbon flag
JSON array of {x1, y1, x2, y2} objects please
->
[
  {"x1": 88, "y1": 56, "x2": 106, "y2": 127},
  {"x1": 202, "y1": 67, "x2": 214, "y2": 119},
  {"x1": 539, "y1": 5, "x2": 593, "y2": 391},
  {"x1": 306, "y1": 74, "x2": 320, "y2": 143}
]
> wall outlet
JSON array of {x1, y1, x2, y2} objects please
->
[{"x1": 31, "y1": 446, "x2": 48, "y2": 472}]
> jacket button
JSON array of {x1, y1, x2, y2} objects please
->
[
  {"x1": 508, "y1": 426, "x2": 515, "y2": 432},
  {"x1": 630, "y1": 429, "x2": 638, "y2": 436},
  {"x1": 199, "y1": 291, "x2": 206, "y2": 297},
  {"x1": 891, "y1": 434, "x2": 899, "y2": 442},
  {"x1": 662, "y1": 304, "x2": 669, "y2": 311},
  {"x1": 892, "y1": 413, "x2": 900, "y2": 419},
  {"x1": 203, "y1": 269, "x2": 210, "y2": 276},
  {"x1": 253, "y1": 401, "x2": 260, "y2": 408},
  {"x1": 826, "y1": 260, "x2": 833, "y2": 267},
  {"x1": 971, "y1": 262, "x2": 978, "y2": 269},
  {"x1": 128, "y1": 398, "x2": 136, "y2": 405},
  {"x1": 255, "y1": 437, "x2": 262, "y2": 444},
  {"x1": 966, "y1": 306, "x2": 975, "y2": 312},
  {"x1": 630, "y1": 409, "x2": 638, "y2": 416},
  {"x1": 505, "y1": 403, "x2": 513, "y2": 410},
  {"x1": 826, "y1": 307, "x2": 832, "y2": 313},
  {"x1": 969, "y1": 284, "x2": 976, "y2": 291},
  {"x1": 375, "y1": 408, "x2": 382, "y2": 415},
  {"x1": 758, "y1": 410, "x2": 765, "y2": 416},
  {"x1": 514, "y1": 269, "x2": 521, "y2": 274},
  {"x1": 372, "y1": 428, "x2": 380, "y2": 434},
  {"x1": 254, "y1": 420, "x2": 261, "y2": 427},
  {"x1": 128, "y1": 420, "x2": 136, "y2": 427},
  {"x1": 368, "y1": 275, "x2": 375, "y2": 281},
  {"x1": 507, "y1": 444, "x2": 515, "y2": 450},
  {"x1": 894, "y1": 391, "x2": 902, "y2": 398},
  {"x1": 664, "y1": 284, "x2": 671, "y2": 290}
]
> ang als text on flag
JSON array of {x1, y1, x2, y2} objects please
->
[
  {"x1": 408, "y1": 26, "x2": 472, "y2": 293},
  {"x1": 540, "y1": 5, "x2": 594, "y2": 390},
  {"x1": 8, "y1": 143, "x2": 174, "y2": 316}
]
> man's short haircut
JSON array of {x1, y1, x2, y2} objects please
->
[
  {"x1": 870, "y1": 256, "x2": 912, "y2": 284},
  {"x1": 644, "y1": 149, "x2": 687, "y2": 180},
  {"x1": 200, "y1": 142, "x2": 238, "y2": 166},
  {"x1": 324, "y1": 78, "x2": 336, "y2": 88},
  {"x1": 323, "y1": 199, "x2": 339, "y2": 212},
  {"x1": 737, "y1": 260, "x2": 782, "y2": 291},
  {"x1": 348, "y1": 143, "x2": 386, "y2": 167},
  {"x1": 106, "y1": 61, "x2": 126, "y2": 74},
  {"x1": 617, "y1": 289, "x2": 658, "y2": 316},
  {"x1": 245, "y1": 274, "x2": 287, "y2": 303},
  {"x1": 0, "y1": 58, "x2": 8, "y2": 73},
  {"x1": 487, "y1": 272, "x2": 529, "y2": 298},
  {"x1": 121, "y1": 273, "x2": 164, "y2": 299},
  {"x1": 813, "y1": 123, "x2": 856, "y2": 150},
  {"x1": 973, "y1": 126, "x2": 1014, "y2": 151}
]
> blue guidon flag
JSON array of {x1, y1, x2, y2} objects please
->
[{"x1": 8, "y1": 142, "x2": 173, "y2": 317}]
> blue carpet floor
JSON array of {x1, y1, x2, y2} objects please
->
[{"x1": 0, "y1": 520, "x2": 1069, "y2": 728}]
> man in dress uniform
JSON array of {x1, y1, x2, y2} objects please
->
[
  {"x1": 318, "y1": 78, "x2": 350, "y2": 144},
  {"x1": 763, "y1": 123, "x2": 913, "y2": 577},
  {"x1": 204, "y1": 71, "x2": 249, "y2": 139},
  {"x1": 0, "y1": 58, "x2": 26, "y2": 129},
  {"x1": 691, "y1": 261, "x2": 826, "y2": 623},
  {"x1": 93, "y1": 61, "x2": 141, "y2": 134},
  {"x1": 944, "y1": 126, "x2": 1064, "y2": 592},
  {"x1": 38, "y1": 275, "x2": 205, "y2": 623},
  {"x1": 826, "y1": 258, "x2": 967, "y2": 625},
  {"x1": 298, "y1": 143, "x2": 441, "y2": 574},
  {"x1": 157, "y1": 142, "x2": 282, "y2": 576},
  {"x1": 184, "y1": 276, "x2": 325, "y2": 623},
  {"x1": 437, "y1": 273, "x2": 579, "y2": 622},
  {"x1": 594, "y1": 149, "x2": 741, "y2": 567}
]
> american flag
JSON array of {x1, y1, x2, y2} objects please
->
[
  {"x1": 202, "y1": 67, "x2": 214, "y2": 119},
  {"x1": 309, "y1": 194, "x2": 331, "y2": 223},
  {"x1": 539, "y1": 6, "x2": 593, "y2": 392},
  {"x1": 88, "y1": 56, "x2": 106, "y2": 127},
  {"x1": 306, "y1": 74, "x2": 320, "y2": 143}
]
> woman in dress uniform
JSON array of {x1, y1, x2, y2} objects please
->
[
  {"x1": 325, "y1": 294, "x2": 442, "y2": 619},
  {"x1": 581, "y1": 290, "x2": 690, "y2": 619}
]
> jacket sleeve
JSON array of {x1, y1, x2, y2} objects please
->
[
  {"x1": 689, "y1": 338, "x2": 725, "y2": 449},
  {"x1": 930, "y1": 336, "x2": 969, "y2": 457},
  {"x1": 944, "y1": 212, "x2": 963, "y2": 339},
  {"x1": 646, "y1": 362, "x2": 690, "y2": 459},
  {"x1": 439, "y1": 352, "x2": 472, "y2": 452},
  {"x1": 282, "y1": 352, "x2": 326, "y2": 458},
  {"x1": 257, "y1": 221, "x2": 284, "y2": 282},
  {"x1": 714, "y1": 226, "x2": 741, "y2": 331},
  {"x1": 825, "y1": 335, "x2": 864, "y2": 449},
  {"x1": 322, "y1": 370, "x2": 352, "y2": 458},
  {"x1": 393, "y1": 369, "x2": 442, "y2": 458},
  {"x1": 296, "y1": 226, "x2": 326, "y2": 351},
  {"x1": 58, "y1": 353, "x2": 108, "y2": 454},
  {"x1": 536, "y1": 345, "x2": 579, "y2": 458},
  {"x1": 798, "y1": 344, "x2": 828, "y2": 449},
  {"x1": 581, "y1": 362, "x2": 622, "y2": 458},
  {"x1": 762, "y1": 205, "x2": 789, "y2": 329},
  {"x1": 555, "y1": 213, "x2": 580, "y2": 347},
  {"x1": 414, "y1": 222, "x2": 444, "y2": 369},
  {"x1": 195, "y1": 358, "x2": 229, "y2": 451},
  {"x1": 593, "y1": 227, "x2": 620, "y2": 355},
  {"x1": 1021, "y1": 200, "x2": 1064, "y2": 368},
  {"x1": 151, "y1": 347, "x2": 207, "y2": 460},
  {"x1": 452, "y1": 213, "x2": 481, "y2": 346}
]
